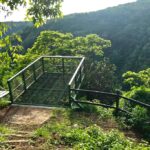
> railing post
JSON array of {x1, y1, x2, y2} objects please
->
[
  {"x1": 41, "y1": 57, "x2": 45, "y2": 74},
  {"x1": 32, "y1": 64, "x2": 37, "y2": 81},
  {"x1": 7, "y1": 80, "x2": 13, "y2": 103},
  {"x1": 22, "y1": 72, "x2": 27, "y2": 91},
  {"x1": 115, "y1": 90, "x2": 120, "y2": 116}
]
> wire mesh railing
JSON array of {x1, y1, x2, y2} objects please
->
[
  {"x1": 7, "y1": 56, "x2": 84, "y2": 105},
  {"x1": 7, "y1": 56, "x2": 44, "y2": 103}
]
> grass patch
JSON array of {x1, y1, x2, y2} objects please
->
[
  {"x1": 0, "y1": 124, "x2": 13, "y2": 135},
  {"x1": 0, "y1": 124, "x2": 14, "y2": 142},
  {"x1": 33, "y1": 108, "x2": 150, "y2": 149},
  {"x1": 0, "y1": 99, "x2": 11, "y2": 108}
]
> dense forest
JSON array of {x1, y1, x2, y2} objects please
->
[
  {"x1": 6, "y1": 0, "x2": 150, "y2": 74},
  {"x1": 0, "y1": 0, "x2": 150, "y2": 149}
]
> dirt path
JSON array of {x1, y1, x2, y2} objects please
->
[
  {"x1": 0, "y1": 105, "x2": 53, "y2": 127},
  {"x1": 0, "y1": 105, "x2": 52, "y2": 127},
  {"x1": 0, "y1": 105, "x2": 53, "y2": 149}
]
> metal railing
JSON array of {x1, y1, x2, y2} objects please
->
[
  {"x1": 69, "y1": 89, "x2": 150, "y2": 115},
  {"x1": 68, "y1": 57, "x2": 85, "y2": 105},
  {"x1": 7, "y1": 56, "x2": 84, "y2": 104}
]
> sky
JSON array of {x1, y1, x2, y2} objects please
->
[{"x1": 0, "y1": 0, "x2": 136, "y2": 22}]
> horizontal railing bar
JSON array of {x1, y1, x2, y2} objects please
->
[
  {"x1": 71, "y1": 88, "x2": 117, "y2": 97},
  {"x1": 8, "y1": 56, "x2": 43, "y2": 82},
  {"x1": 71, "y1": 88, "x2": 150, "y2": 109},
  {"x1": 8, "y1": 55, "x2": 80, "y2": 82},
  {"x1": 118, "y1": 108, "x2": 130, "y2": 114},
  {"x1": 68, "y1": 57, "x2": 85, "y2": 85},
  {"x1": 42, "y1": 55, "x2": 83, "y2": 59},
  {"x1": 0, "y1": 91, "x2": 9, "y2": 98},
  {"x1": 120, "y1": 95, "x2": 150, "y2": 109},
  {"x1": 73, "y1": 100, "x2": 116, "y2": 109}
]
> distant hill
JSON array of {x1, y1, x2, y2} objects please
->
[
  {"x1": 5, "y1": 21, "x2": 32, "y2": 35},
  {"x1": 6, "y1": 0, "x2": 150, "y2": 74}
]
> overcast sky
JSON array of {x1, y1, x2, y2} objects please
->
[{"x1": 0, "y1": 0, "x2": 136, "y2": 21}]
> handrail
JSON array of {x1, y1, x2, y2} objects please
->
[
  {"x1": 120, "y1": 95, "x2": 150, "y2": 109},
  {"x1": 68, "y1": 57, "x2": 85, "y2": 86},
  {"x1": 70, "y1": 88, "x2": 150, "y2": 111},
  {"x1": 0, "y1": 91, "x2": 9, "y2": 98},
  {"x1": 8, "y1": 56, "x2": 43, "y2": 81},
  {"x1": 42, "y1": 55, "x2": 83, "y2": 59},
  {"x1": 7, "y1": 55, "x2": 84, "y2": 104},
  {"x1": 71, "y1": 88, "x2": 117, "y2": 97}
]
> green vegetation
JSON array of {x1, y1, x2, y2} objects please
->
[
  {"x1": 33, "y1": 109, "x2": 150, "y2": 149},
  {"x1": 0, "y1": 99, "x2": 11, "y2": 108},
  {"x1": 7, "y1": 0, "x2": 149, "y2": 74},
  {"x1": 119, "y1": 68, "x2": 150, "y2": 140},
  {"x1": 0, "y1": 0, "x2": 150, "y2": 148},
  {"x1": 0, "y1": 125, "x2": 13, "y2": 142},
  {"x1": 0, "y1": 0, "x2": 63, "y2": 26},
  {"x1": 0, "y1": 30, "x2": 115, "y2": 94}
]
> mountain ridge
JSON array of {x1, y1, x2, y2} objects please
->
[{"x1": 3, "y1": 0, "x2": 150, "y2": 74}]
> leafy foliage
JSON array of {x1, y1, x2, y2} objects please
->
[
  {"x1": 28, "y1": 30, "x2": 111, "y2": 58},
  {"x1": 121, "y1": 69, "x2": 150, "y2": 139},
  {"x1": 15, "y1": 0, "x2": 150, "y2": 73},
  {"x1": 84, "y1": 58, "x2": 116, "y2": 92},
  {"x1": 28, "y1": 30, "x2": 116, "y2": 92},
  {"x1": 123, "y1": 68, "x2": 150, "y2": 91},
  {"x1": 0, "y1": 0, "x2": 63, "y2": 26},
  {"x1": 34, "y1": 109, "x2": 150, "y2": 149}
]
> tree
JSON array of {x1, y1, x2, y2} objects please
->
[
  {"x1": 0, "y1": 0, "x2": 63, "y2": 87},
  {"x1": 84, "y1": 58, "x2": 116, "y2": 92},
  {"x1": 122, "y1": 68, "x2": 150, "y2": 91},
  {"x1": 29, "y1": 30, "x2": 111, "y2": 58},
  {"x1": 0, "y1": 0, "x2": 63, "y2": 26},
  {"x1": 122, "y1": 68, "x2": 150, "y2": 136},
  {"x1": 28, "y1": 30, "x2": 73, "y2": 55},
  {"x1": 29, "y1": 30, "x2": 116, "y2": 92}
]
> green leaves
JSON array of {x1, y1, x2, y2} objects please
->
[
  {"x1": 26, "y1": 0, "x2": 63, "y2": 27},
  {"x1": 29, "y1": 30, "x2": 111, "y2": 59},
  {"x1": 0, "y1": 0, "x2": 63, "y2": 27},
  {"x1": 123, "y1": 68, "x2": 150, "y2": 91},
  {"x1": 0, "y1": 23, "x2": 9, "y2": 37},
  {"x1": 43, "y1": 124, "x2": 150, "y2": 149},
  {"x1": 122, "y1": 69, "x2": 150, "y2": 138}
]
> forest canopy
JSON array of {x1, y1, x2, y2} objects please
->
[{"x1": 7, "y1": 0, "x2": 149, "y2": 74}]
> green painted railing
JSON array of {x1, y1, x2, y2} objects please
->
[
  {"x1": 68, "y1": 57, "x2": 85, "y2": 105},
  {"x1": 6, "y1": 55, "x2": 149, "y2": 115},
  {"x1": 70, "y1": 88, "x2": 150, "y2": 115},
  {"x1": 7, "y1": 56, "x2": 84, "y2": 104}
]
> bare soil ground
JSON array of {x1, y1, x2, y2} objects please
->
[
  {"x1": 0, "y1": 105, "x2": 52, "y2": 126},
  {"x1": 0, "y1": 105, "x2": 53, "y2": 150}
]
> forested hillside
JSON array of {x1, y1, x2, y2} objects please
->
[
  {"x1": 1, "y1": 0, "x2": 150, "y2": 148},
  {"x1": 8, "y1": 0, "x2": 150, "y2": 74}
]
